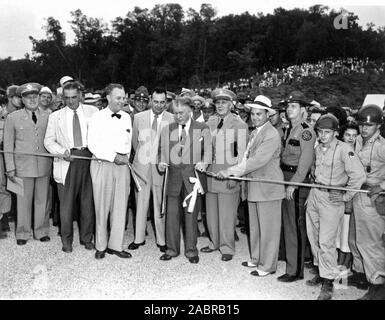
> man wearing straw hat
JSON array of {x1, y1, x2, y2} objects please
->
[
  {"x1": 217, "y1": 95, "x2": 285, "y2": 277},
  {"x1": 4, "y1": 83, "x2": 52, "y2": 245},
  {"x1": 305, "y1": 114, "x2": 365, "y2": 300}
]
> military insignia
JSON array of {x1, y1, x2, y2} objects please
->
[
  {"x1": 301, "y1": 130, "x2": 312, "y2": 141},
  {"x1": 348, "y1": 151, "x2": 355, "y2": 158}
]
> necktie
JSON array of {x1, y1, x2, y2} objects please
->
[
  {"x1": 111, "y1": 113, "x2": 121, "y2": 119},
  {"x1": 32, "y1": 111, "x2": 37, "y2": 124},
  {"x1": 217, "y1": 118, "x2": 224, "y2": 129},
  {"x1": 178, "y1": 124, "x2": 187, "y2": 157},
  {"x1": 73, "y1": 110, "x2": 83, "y2": 147},
  {"x1": 151, "y1": 114, "x2": 159, "y2": 143}
]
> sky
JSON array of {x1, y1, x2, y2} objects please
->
[{"x1": 0, "y1": 0, "x2": 384, "y2": 59}]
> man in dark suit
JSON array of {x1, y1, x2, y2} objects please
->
[{"x1": 158, "y1": 96, "x2": 212, "y2": 264}]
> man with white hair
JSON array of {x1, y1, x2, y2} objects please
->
[{"x1": 217, "y1": 95, "x2": 285, "y2": 277}]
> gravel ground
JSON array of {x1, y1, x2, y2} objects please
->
[{"x1": 0, "y1": 216, "x2": 365, "y2": 300}]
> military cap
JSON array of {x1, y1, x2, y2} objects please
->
[
  {"x1": 285, "y1": 90, "x2": 311, "y2": 106},
  {"x1": 166, "y1": 91, "x2": 176, "y2": 100},
  {"x1": 314, "y1": 114, "x2": 339, "y2": 131},
  {"x1": 202, "y1": 98, "x2": 215, "y2": 110},
  {"x1": 237, "y1": 91, "x2": 248, "y2": 102},
  {"x1": 192, "y1": 95, "x2": 205, "y2": 106},
  {"x1": 16, "y1": 83, "x2": 42, "y2": 97},
  {"x1": 211, "y1": 88, "x2": 236, "y2": 102},
  {"x1": 6, "y1": 85, "x2": 20, "y2": 98},
  {"x1": 245, "y1": 95, "x2": 275, "y2": 114},
  {"x1": 60, "y1": 76, "x2": 74, "y2": 87},
  {"x1": 39, "y1": 86, "x2": 53, "y2": 96},
  {"x1": 180, "y1": 88, "x2": 195, "y2": 97},
  {"x1": 134, "y1": 86, "x2": 149, "y2": 100}
]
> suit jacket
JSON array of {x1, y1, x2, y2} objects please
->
[
  {"x1": 227, "y1": 121, "x2": 285, "y2": 202},
  {"x1": 44, "y1": 104, "x2": 98, "y2": 185},
  {"x1": 206, "y1": 113, "x2": 248, "y2": 194},
  {"x1": 159, "y1": 119, "x2": 212, "y2": 197},
  {"x1": 4, "y1": 108, "x2": 52, "y2": 178},
  {"x1": 132, "y1": 110, "x2": 174, "y2": 187}
]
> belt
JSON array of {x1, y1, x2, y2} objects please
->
[
  {"x1": 71, "y1": 147, "x2": 88, "y2": 151},
  {"x1": 280, "y1": 163, "x2": 297, "y2": 173},
  {"x1": 361, "y1": 183, "x2": 373, "y2": 190},
  {"x1": 315, "y1": 183, "x2": 345, "y2": 193}
]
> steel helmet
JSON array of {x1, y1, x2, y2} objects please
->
[
  {"x1": 356, "y1": 104, "x2": 383, "y2": 125},
  {"x1": 314, "y1": 114, "x2": 339, "y2": 131}
]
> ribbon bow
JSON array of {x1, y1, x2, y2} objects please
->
[{"x1": 183, "y1": 170, "x2": 204, "y2": 213}]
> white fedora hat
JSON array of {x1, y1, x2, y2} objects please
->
[{"x1": 245, "y1": 95, "x2": 275, "y2": 114}]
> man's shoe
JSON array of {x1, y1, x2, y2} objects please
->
[
  {"x1": 62, "y1": 245, "x2": 72, "y2": 253},
  {"x1": 160, "y1": 254, "x2": 172, "y2": 261},
  {"x1": 317, "y1": 279, "x2": 333, "y2": 300},
  {"x1": 306, "y1": 274, "x2": 324, "y2": 287},
  {"x1": 242, "y1": 261, "x2": 258, "y2": 268},
  {"x1": 95, "y1": 250, "x2": 105, "y2": 259},
  {"x1": 200, "y1": 246, "x2": 215, "y2": 253},
  {"x1": 128, "y1": 241, "x2": 145, "y2": 250},
  {"x1": 157, "y1": 244, "x2": 166, "y2": 253},
  {"x1": 106, "y1": 248, "x2": 132, "y2": 258},
  {"x1": 250, "y1": 269, "x2": 275, "y2": 277},
  {"x1": 221, "y1": 254, "x2": 233, "y2": 261},
  {"x1": 347, "y1": 272, "x2": 370, "y2": 290},
  {"x1": 277, "y1": 273, "x2": 301, "y2": 283},
  {"x1": 84, "y1": 243, "x2": 95, "y2": 250},
  {"x1": 188, "y1": 256, "x2": 199, "y2": 264},
  {"x1": 309, "y1": 266, "x2": 319, "y2": 275},
  {"x1": 39, "y1": 236, "x2": 50, "y2": 242},
  {"x1": 16, "y1": 239, "x2": 27, "y2": 246}
]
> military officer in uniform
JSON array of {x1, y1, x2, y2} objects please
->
[
  {"x1": 278, "y1": 91, "x2": 316, "y2": 283},
  {"x1": 350, "y1": 104, "x2": 385, "y2": 300},
  {"x1": 4, "y1": 83, "x2": 52, "y2": 245},
  {"x1": 305, "y1": 114, "x2": 366, "y2": 300},
  {"x1": 200, "y1": 88, "x2": 248, "y2": 261}
]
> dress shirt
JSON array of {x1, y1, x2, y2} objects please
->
[
  {"x1": 150, "y1": 110, "x2": 164, "y2": 132},
  {"x1": 178, "y1": 118, "x2": 191, "y2": 139},
  {"x1": 88, "y1": 107, "x2": 132, "y2": 162}
]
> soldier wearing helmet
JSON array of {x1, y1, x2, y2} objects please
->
[
  {"x1": 349, "y1": 104, "x2": 385, "y2": 300},
  {"x1": 305, "y1": 114, "x2": 366, "y2": 300}
]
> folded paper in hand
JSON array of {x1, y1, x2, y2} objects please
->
[{"x1": 7, "y1": 177, "x2": 24, "y2": 196}]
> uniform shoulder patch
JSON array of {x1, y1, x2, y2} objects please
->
[
  {"x1": 301, "y1": 130, "x2": 313, "y2": 141},
  {"x1": 301, "y1": 122, "x2": 309, "y2": 129},
  {"x1": 348, "y1": 151, "x2": 355, "y2": 158}
]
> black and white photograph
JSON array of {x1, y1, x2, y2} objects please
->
[{"x1": 0, "y1": 0, "x2": 385, "y2": 304}]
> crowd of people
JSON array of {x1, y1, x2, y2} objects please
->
[
  {"x1": 0, "y1": 75, "x2": 384, "y2": 301},
  {"x1": 219, "y1": 57, "x2": 385, "y2": 91}
]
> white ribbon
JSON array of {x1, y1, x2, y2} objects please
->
[{"x1": 183, "y1": 170, "x2": 204, "y2": 213}]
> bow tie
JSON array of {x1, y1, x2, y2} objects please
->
[{"x1": 111, "y1": 113, "x2": 121, "y2": 119}]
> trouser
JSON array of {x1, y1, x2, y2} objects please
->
[
  {"x1": 248, "y1": 200, "x2": 282, "y2": 273},
  {"x1": 165, "y1": 187, "x2": 198, "y2": 259},
  {"x1": 90, "y1": 160, "x2": 130, "y2": 252},
  {"x1": 0, "y1": 153, "x2": 11, "y2": 221},
  {"x1": 352, "y1": 193, "x2": 385, "y2": 285},
  {"x1": 134, "y1": 169, "x2": 165, "y2": 246},
  {"x1": 58, "y1": 149, "x2": 95, "y2": 247},
  {"x1": 281, "y1": 170, "x2": 308, "y2": 277},
  {"x1": 306, "y1": 188, "x2": 344, "y2": 280},
  {"x1": 16, "y1": 176, "x2": 50, "y2": 240},
  {"x1": 348, "y1": 210, "x2": 365, "y2": 273},
  {"x1": 206, "y1": 192, "x2": 239, "y2": 255}
]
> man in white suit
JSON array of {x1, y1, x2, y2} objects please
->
[
  {"x1": 44, "y1": 81, "x2": 98, "y2": 253},
  {"x1": 128, "y1": 88, "x2": 174, "y2": 252}
]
